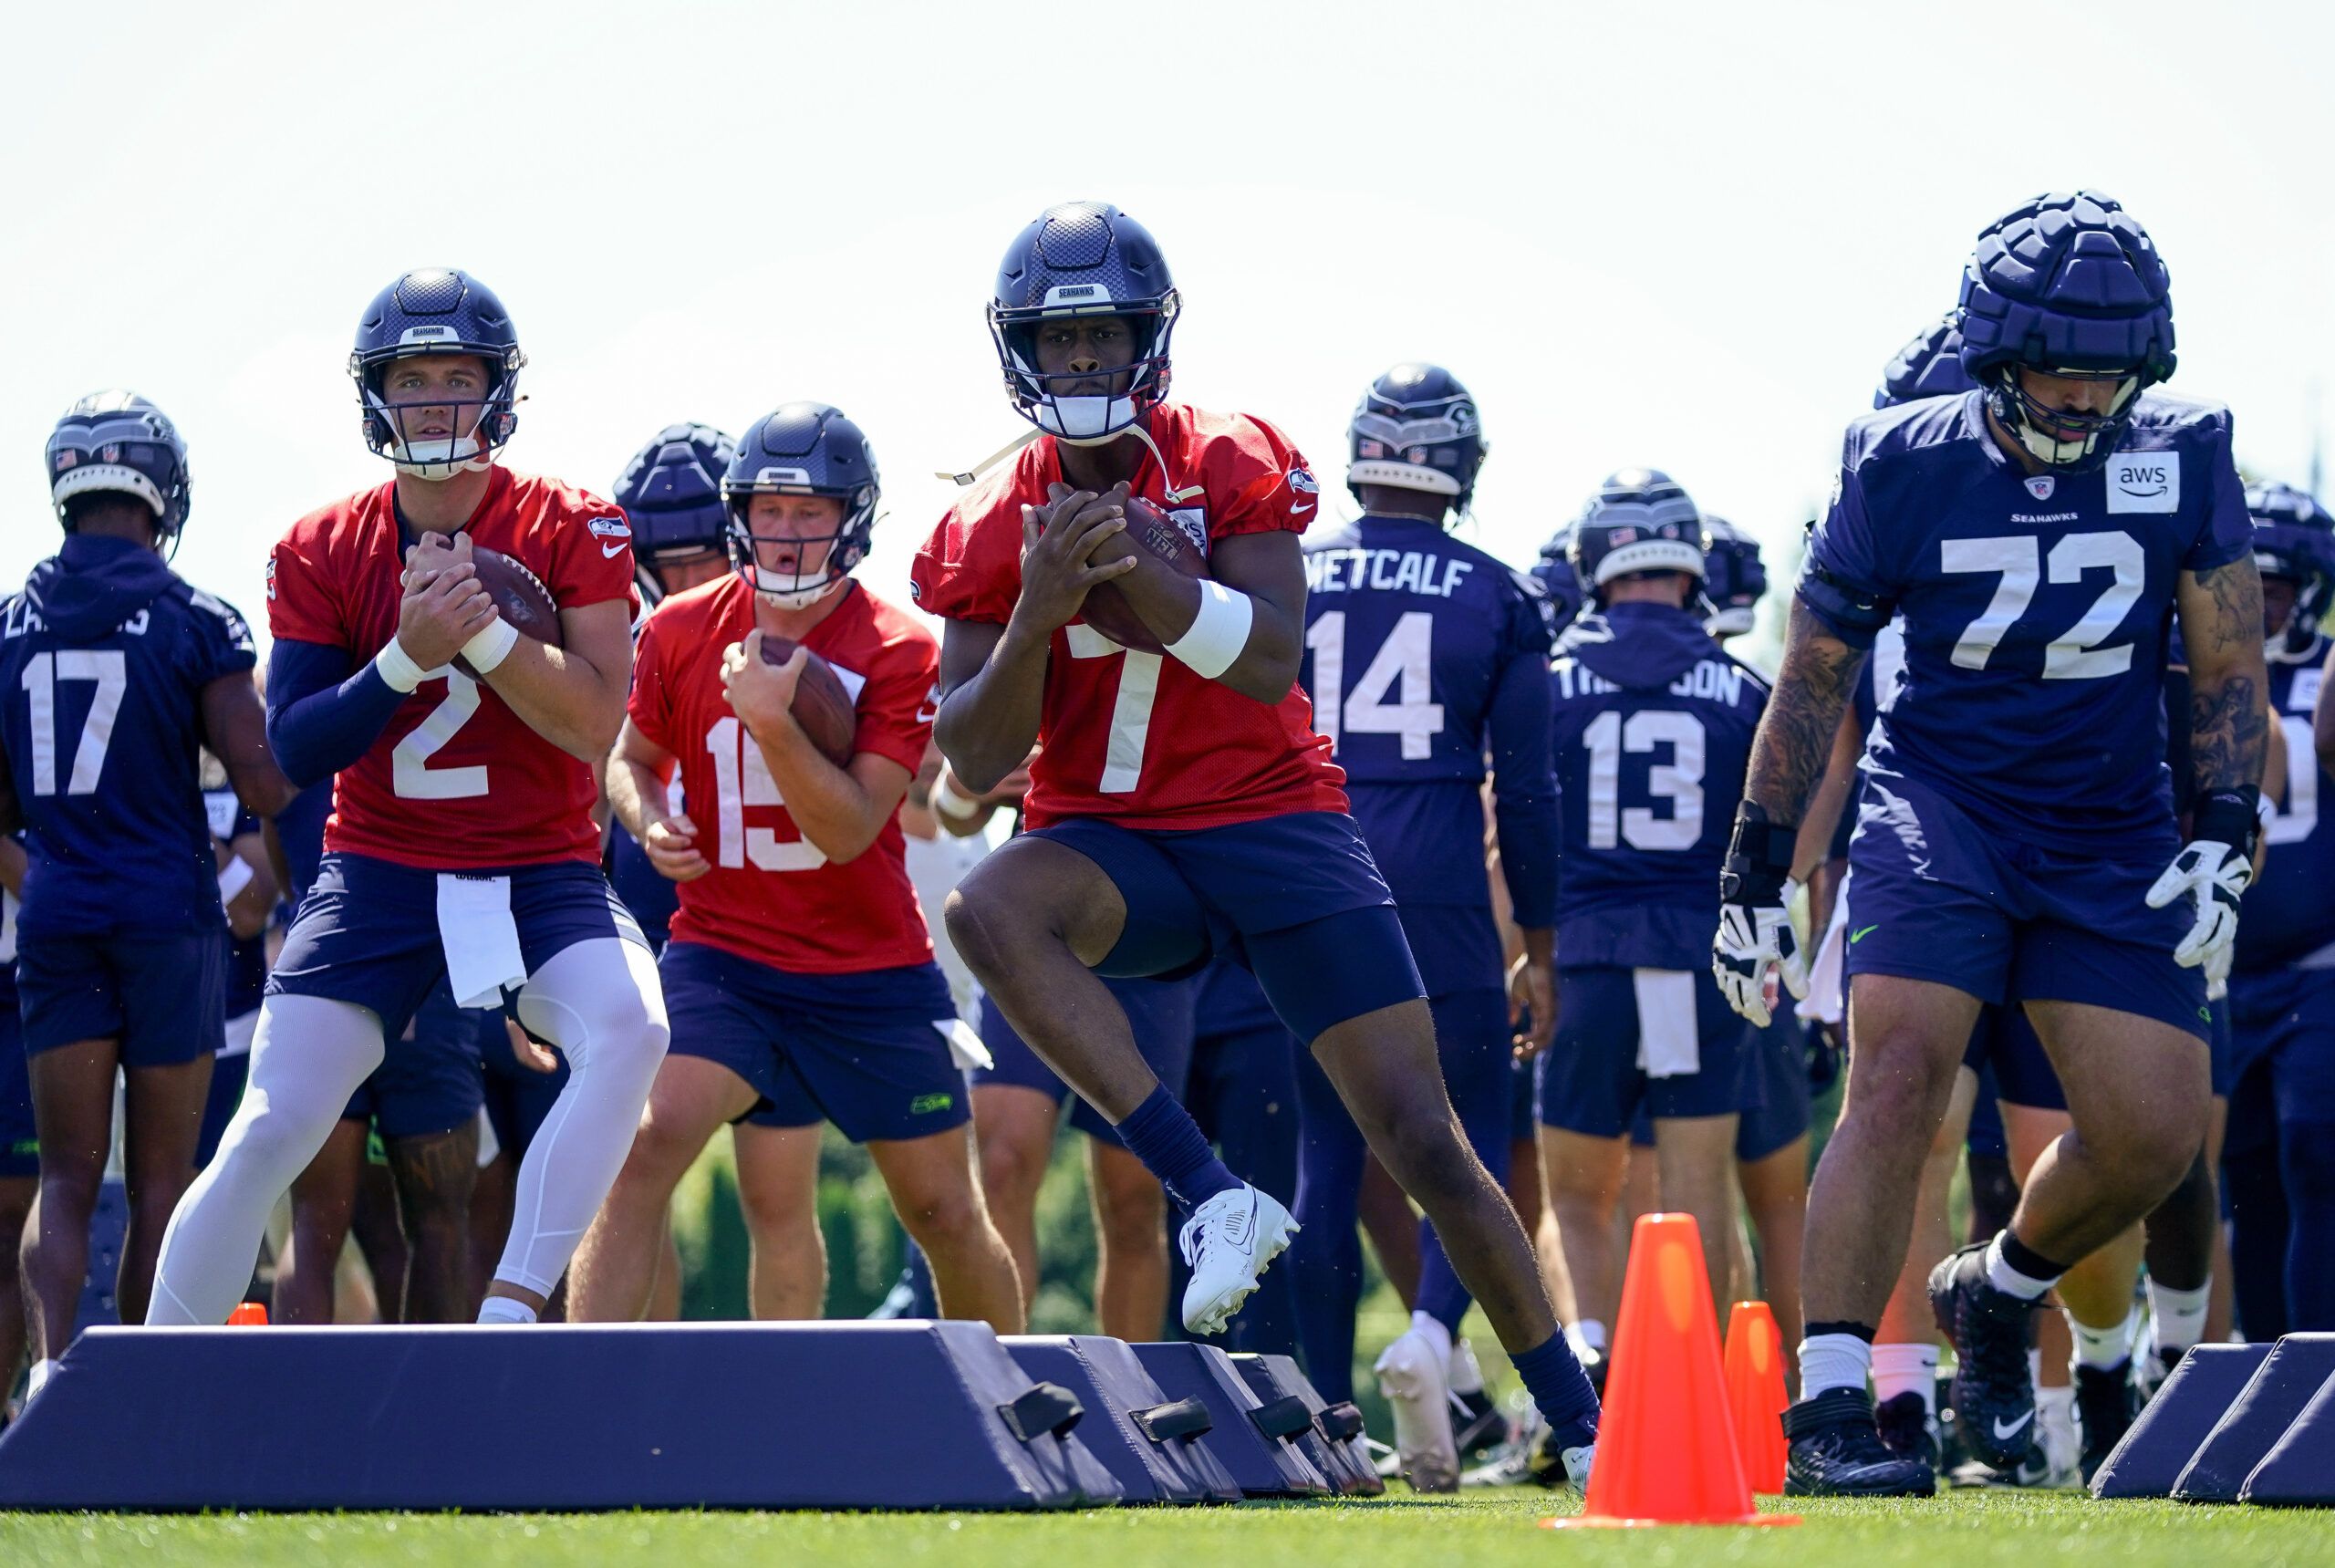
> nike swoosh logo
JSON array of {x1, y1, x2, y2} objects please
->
[
  {"x1": 1992, "y1": 1411, "x2": 2035, "y2": 1441},
  {"x1": 1290, "y1": 503, "x2": 1314, "y2": 515},
  {"x1": 601, "y1": 542, "x2": 627, "y2": 558},
  {"x1": 1850, "y1": 925, "x2": 1879, "y2": 943}
]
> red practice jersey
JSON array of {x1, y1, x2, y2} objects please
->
[
  {"x1": 629, "y1": 575, "x2": 939, "y2": 975},
  {"x1": 267, "y1": 466, "x2": 639, "y2": 869},
  {"x1": 910, "y1": 403, "x2": 1347, "y2": 830}
]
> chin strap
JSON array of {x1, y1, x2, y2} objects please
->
[
  {"x1": 938, "y1": 417, "x2": 1187, "y2": 500},
  {"x1": 936, "y1": 429, "x2": 1043, "y2": 487}
]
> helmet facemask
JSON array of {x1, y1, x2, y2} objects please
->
[
  {"x1": 1987, "y1": 363, "x2": 2143, "y2": 473},
  {"x1": 722, "y1": 483, "x2": 876, "y2": 611},
  {"x1": 991, "y1": 298, "x2": 1178, "y2": 445},
  {"x1": 354, "y1": 344, "x2": 524, "y2": 482}
]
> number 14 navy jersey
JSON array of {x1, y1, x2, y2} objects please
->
[
  {"x1": 0, "y1": 534, "x2": 256, "y2": 940},
  {"x1": 1300, "y1": 514, "x2": 1555, "y2": 925},
  {"x1": 1801, "y1": 389, "x2": 2253, "y2": 852}
]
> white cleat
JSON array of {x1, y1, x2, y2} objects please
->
[
  {"x1": 1558, "y1": 1441, "x2": 1594, "y2": 1492},
  {"x1": 1375, "y1": 1326, "x2": 1461, "y2": 1493},
  {"x1": 1178, "y1": 1184, "x2": 1297, "y2": 1336}
]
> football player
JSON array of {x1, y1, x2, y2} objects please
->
[
  {"x1": 914, "y1": 202, "x2": 1599, "y2": 1487},
  {"x1": 0, "y1": 841, "x2": 30, "y2": 1419},
  {"x1": 1717, "y1": 193, "x2": 2266, "y2": 1496},
  {"x1": 570, "y1": 403, "x2": 1021, "y2": 1329},
  {"x1": 2232, "y1": 483, "x2": 2335, "y2": 1333},
  {"x1": 150, "y1": 269, "x2": 668, "y2": 1327},
  {"x1": 1288, "y1": 363, "x2": 1558, "y2": 1491},
  {"x1": 1539, "y1": 470, "x2": 1769, "y2": 1381},
  {"x1": 4, "y1": 393, "x2": 292, "y2": 1391},
  {"x1": 198, "y1": 759, "x2": 276, "y2": 1171}
]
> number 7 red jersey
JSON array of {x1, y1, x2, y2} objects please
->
[
  {"x1": 909, "y1": 402, "x2": 1346, "y2": 831},
  {"x1": 265, "y1": 466, "x2": 639, "y2": 869}
]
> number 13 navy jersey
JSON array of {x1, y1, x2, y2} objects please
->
[
  {"x1": 0, "y1": 534, "x2": 256, "y2": 939},
  {"x1": 1300, "y1": 514, "x2": 1556, "y2": 928},
  {"x1": 1801, "y1": 389, "x2": 2253, "y2": 852},
  {"x1": 1550, "y1": 602, "x2": 1767, "y2": 971}
]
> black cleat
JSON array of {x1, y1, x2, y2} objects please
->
[
  {"x1": 1451, "y1": 1386, "x2": 1505, "y2": 1457},
  {"x1": 2075, "y1": 1360, "x2": 2136, "y2": 1484},
  {"x1": 1873, "y1": 1390, "x2": 1941, "y2": 1472},
  {"x1": 1930, "y1": 1241, "x2": 2039, "y2": 1471},
  {"x1": 1784, "y1": 1387, "x2": 1938, "y2": 1497}
]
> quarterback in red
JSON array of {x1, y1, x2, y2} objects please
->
[
  {"x1": 919, "y1": 204, "x2": 1597, "y2": 1476},
  {"x1": 150, "y1": 270, "x2": 669, "y2": 1330},
  {"x1": 570, "y1": 403, "x2": 1020, "y2": 1330}
]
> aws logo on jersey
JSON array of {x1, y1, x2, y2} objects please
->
[{"x1": 2107, "y1": 452, "x2": 2180, "y2": 514}]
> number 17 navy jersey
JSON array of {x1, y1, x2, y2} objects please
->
[
  {"x1": 0, "y1": 534, "x2": 255, "y2": 939},
  {"x1": 1801, "y1": 389, "x2": 2252, "y2": 852}
]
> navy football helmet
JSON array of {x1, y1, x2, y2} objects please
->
[
  {"x1": 1532, "y1": 524, "x2": 1587, "y2": 638},
  {"x1": 349, "y1": 268, "x2": 525, "y2": 480},
  {"x1": 1700, "y1": 514, "x2": 1767, "y2": 638},
  {"x1": 990, "y1": 202, "x2": 1179, "y2": 444},
  {"x1": 2246, "y1": 481, "x2": 2335, "y2": 655},
  {"x1": 47, "y1": 390, "x2": 191, "y2": 543},
  {"x1": 721, "y1": 403, "x2": 878, "y2": 609},
  {"x1": 1876, "y1": 314, "x2": 1977, "y2": 409},
  {"x1": 615, "y1": 423, "x2": 735, "y2": 604},
  {"x1": 1567, "y1": 469, "x2": 1706, "y2": 599},
  {"x1": 1956, "y1": 192, "x2": 2175, "y2": 473},
  {"x1": 1346, "y1": 362, "x2": 1488, "y2": 516}
]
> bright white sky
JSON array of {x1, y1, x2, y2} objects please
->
[{"x1": 5, "y1": 0, "x2": 2330, "y2": 659}]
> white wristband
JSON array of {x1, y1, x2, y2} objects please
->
[
  {"x1": 374, "y1": 639, "x2": 429, "y2": 693},
  {"x1": 462, "y1": 618, "x2": 521, "y2": 674},
  {"x1": 930, "y1": 774, "x2": 982, "y2": 822},
  {"x1": 217, "y1": 857, "x2": 255, "y2": 909},
  {"x1": 1165, "y1": 579, "x2": 1253, "y2": 680}
]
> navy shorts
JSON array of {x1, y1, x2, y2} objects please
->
[
  {"x1": 661, "y1": 940, "x2": 966, "y2": 1144},
  {"x1": 976, "y1": 973, "x2": 1198, "y2": 1144},
  {"x1": 18, "y1": 929, "x2": 224, "y2": 1065},
  {"x1": 196, "y1": 1045, "x2": 249, "y2": 1168},
  {"x1": 0, "y1": 992, "x2": 34, "y2": 1179},
  {"x1": 2226, "y1": 964, "x2": 2335, "y2": 1128},
  {"x1": 344, "y1": 981, "x2": 487, "y2": 1140},
  {"x1": 482, "y1": 1009, "x2": 569, "y2": 1158},
  {"x1": 1541, "y1": 966, "x2": 1752, "y2": 1137},
  {"x1": 1845, "y1": 772, "x2": 2208, "y2": 1040},
  {"x1": 1027, "y1": 812, "x2": 1425, "y2": 1043},
  {"x1": 270, "y1": 852, "x2": 646, "y2": 1044},
  {"x1": 1962, "y1": 1004, "x2": 2067, "y2": 1112},
  {"x1": 1735, "y1": 1016, "x2": 1811, "y2": 1162}
]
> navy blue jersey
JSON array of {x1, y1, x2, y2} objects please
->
[
  {"x1": 0, "y1": 535, "x2": 255, "y2": 939},
  {"x1": 1801, "y1": 389, "x2": 2252, "y2": 852},
  {"x1": 1300, "y1": 515, "x2": 1556, "y2": 921},
  {"x1": 2238, "y1": 635, "x2": 2335, "y2": 971},
  {"x1": 1551, "y1": 602, "x2": 1768, "y2": 970},
  {"x1": 204, "y1": 787, "x2": 269, "y2": 1018}
]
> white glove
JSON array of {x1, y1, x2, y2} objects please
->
[
  {"x1": 2204, "y1": 934, "x2": 2231, "y2": 1004},
  {"x1": 2145, "y1": 839, "x2": 2252, "y2": 971},
  {"x1": 1714, "y1": 879, "x2": 1808, "y2": 1027}
]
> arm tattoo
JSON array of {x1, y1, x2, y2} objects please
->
[
  {"x1": 1746, "y1": 599, "x2": 1868, "y2": 823},
  {"x1": 2185, "y1": 557, "x2": 2269, "y2": 796}
]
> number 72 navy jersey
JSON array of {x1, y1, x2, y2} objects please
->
[
  {"x1": 0, "y1": 533, "x2": 256, "y2": 940},
  {"x1": 1801, "y1": 389, "x2": 2253, "y2": 852}
]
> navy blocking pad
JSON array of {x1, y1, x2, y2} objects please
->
[
  {"x1": 1130, "y1": 1341, "x2": 1329, "y2": 1497},
  {"x1": 2173, "y1": 1334, "x2": 2335, "y2": 1502},
  {"x1": 1004, "y1": 1335, "x2": 1240, "y2": 1503},
  {"x1": 2240, "y1": 1364, "x2": 2335, "y2": 1504},
  {"x1": 2092, "y1": 1343, "x2": 2274, "y2": 1498},
  {"x1": 1230, "y1": 1351, "x2": 1383, "y2": 1496}
]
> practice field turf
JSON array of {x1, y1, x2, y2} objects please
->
[{"x1": 4, "y1": 1490, "x2": 2330, "y2": 1567}]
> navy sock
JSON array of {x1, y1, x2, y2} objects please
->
[
  {"x1": 1116, "y1": 1085, "x2": 1239, "y2": 1213},
  {"x1": 1511, "y1": 1332, "x2": 1600, "y2": 1449}
]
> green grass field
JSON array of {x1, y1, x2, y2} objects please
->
[{"x1": 4, "y1": 1490, "x2": 2330, "y2": 1568}]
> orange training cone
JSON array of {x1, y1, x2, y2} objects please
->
[
  {"x1": 1723, "y1": 1301, "x2": 1789, "y2": 1493},
  {"x1": 226, "y1": 1302, "x2": 269, "y2": 1326},
  {"x1": 1547, "y1": 1213, "x2": 1797, "y2": 1528}
]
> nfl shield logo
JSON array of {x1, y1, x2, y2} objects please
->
[
  {"x1": 99, "y1": 444, "x2": 120, "y2": 463},
  {"x1": 2025, "y1": 476, "x2": 2055, "y2": 501}
]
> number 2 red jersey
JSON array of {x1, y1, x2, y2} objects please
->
[
  {"x1": 628, "y1": 575, "x2": 939, "y2": 975},
  {"x1": 266, "y1": 466, "x2": 639, "y2": 869},
  {"x1": 909, "y1": 402, "x2": 1346, "y2": 831}
]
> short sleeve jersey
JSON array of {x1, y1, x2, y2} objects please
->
[
  {"x1": 2236, "y1": 632, "x2": 2335, "y2": 971},
  {"x1": 266, "y1": 467, "x2": 639, "y2": 869},
  {"x1": 1800, "y1": 389, "x2": 2252, "y2": 852},
  {"x1": 628, "y1": 575, "x2": 938, "y2": 974},
  {"x1": 909, "y1": 403, "x2": 1347, "y2": 830},
  {"x1": 0, "y1": 541, "x2": 255, "y2": 939},
  {"x1": 1300, "y1": 513, "x2": 1552, "y2": 906},
  {"x1": 1549, "y1": 604, "x2": 1769, "y2": 971}
]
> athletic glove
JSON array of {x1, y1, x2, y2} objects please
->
[
  {"x1": 1713, "y1": 803, "x2": 1808, "y2": 1026},
  {"x1": 2145, "y1": 788, "x2": 2260, "y2": 972}
]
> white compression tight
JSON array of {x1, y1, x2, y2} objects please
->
[
  {"x1": 495, "y1": 938, "x2": 669, "y2": 1295},
  {"x1": 149, "y1": 992, "x2": 388, "y2": 1324},
  {"x1": 147, "y1": 938, "x2": 668, "y2": 1324}
]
